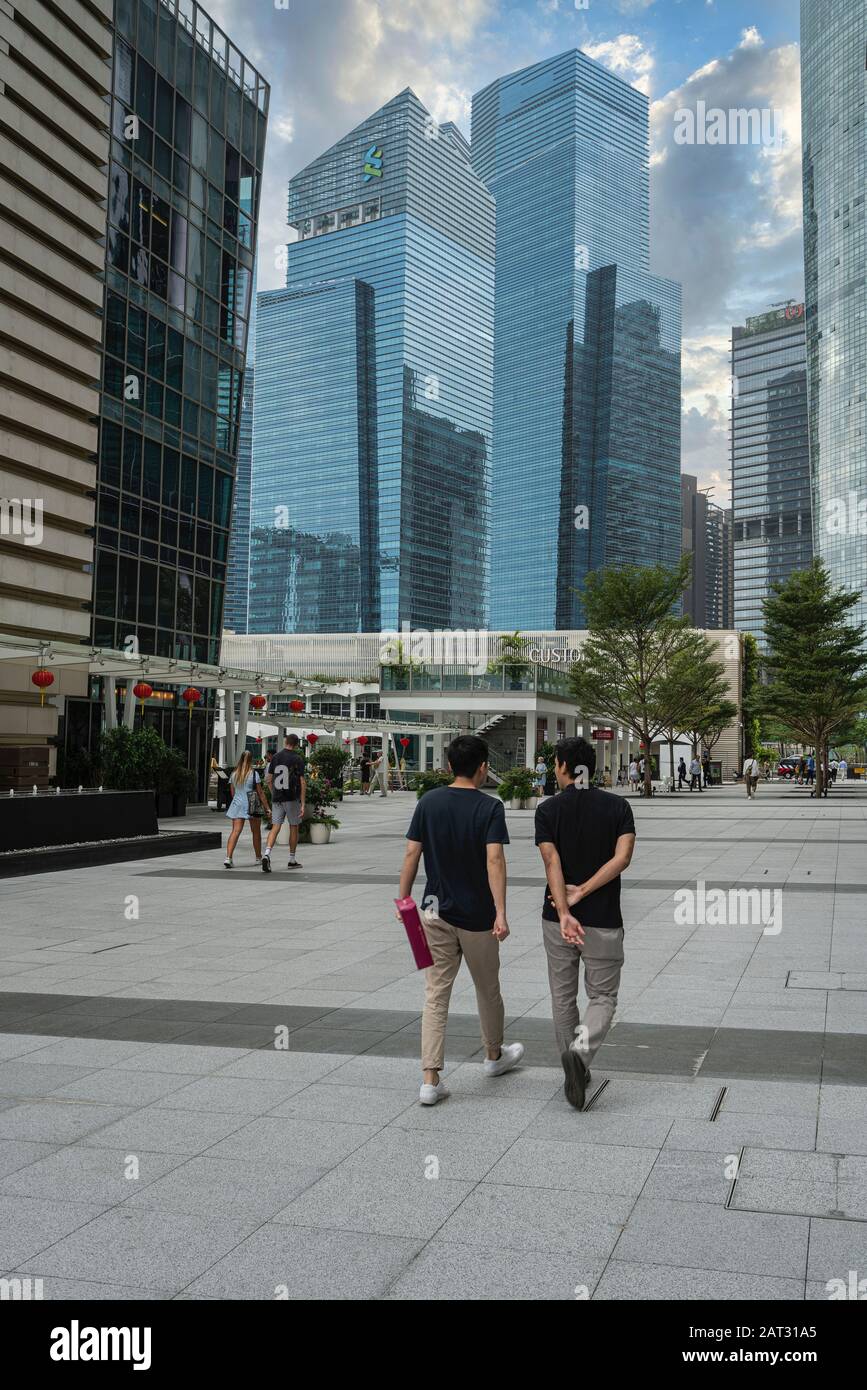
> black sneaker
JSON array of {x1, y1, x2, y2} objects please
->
[
  {"x1": 287, "y1": 859, "x2": 302, "y2": 869},
  {"x1": 261, "y1": 856, "x2": 272, "y2": 873},
  {"x1": 561, "y1": 1048, "x2": 588, "y2": 1110}
]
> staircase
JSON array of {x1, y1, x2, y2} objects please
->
[{"x1": 474, "y1": 711, "x2": 509, "y2": 738}]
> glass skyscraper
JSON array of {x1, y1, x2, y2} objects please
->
[
  {"x1": 801, "y1": 0, "x2": 867, "y2": 623},
  {"x1": 471, "y1": 50, "x2": 681, "y2": 628},
  {"x1": 248, "y1": 89, "x2": 494, "y2": 634},
  {"x1": 225, "y1": 262, "x2": 257, "y2": 632},
  {"x1": 93, "y1": 0, "x2": 266, "y2": 662},
  {"x1": 731, "y1": 304, "x2": 811, "y2": 648}
]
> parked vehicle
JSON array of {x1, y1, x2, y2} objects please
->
[{"x1": 777, "y1": 757, "x2": 802, "y2": 780}]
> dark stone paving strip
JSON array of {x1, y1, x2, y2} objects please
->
[
  {"x1": 136, "y1": 868, "x2": 860, "y2": 893},
  {"x1": 0, "y1": 992, "x2": 865, "y2": 1083}
]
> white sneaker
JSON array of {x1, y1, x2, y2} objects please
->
[
  {"x1": 419, "y1": 1080, "x2": 450, "y2": 1106},
  {"x1": 484, "y1": 1041, "x2": 525, "y2": 1076}
]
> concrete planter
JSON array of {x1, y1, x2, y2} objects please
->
[
  {"x1": 276, "y1": 821, "x2": 291, "y2": 846},
  {"x1": 308, "y1": 822, "x2": 332, "y2": 844}
]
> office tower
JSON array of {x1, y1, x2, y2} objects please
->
[
  {"x1": 681, "y1": 476, "x2": 733, "y2": 630},
  {"x1": 731, "y1": 304, "x2": 811, "y2": 647},
  {"x1": 802, "y1": 0, "x2": 867, "y2": 622},
  {"x1": 78, "y1": 0, "x2": 266, "y2": 780},
  {"x1": 225, "y1": 262, "x2": 257, "y2": 632},
  {"x1": 471, "y1": 49, "x2": 682, "y2": 629},
  {"x1": 248, "y1": 90, "x2": 494, "y2": 635},
  {"x1": 0, "y1": 0, "x2": 113, "y2": 778}
]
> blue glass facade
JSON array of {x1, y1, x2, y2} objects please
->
[
  {"x1": 248, "y1": 91, "x2": 494, "y2": 634},
  {"x1": 801, "y1": 0, "x2": 867, "y2": 622},
  {"x1": 471, "y1": 50, "x2": 681, "y2": 628},
  {"x1": 731, "y1": 306, "x2": 811, "y2": 649},
  {"x1": 225, "y1": 263, "x2": 257, "y2": 631}
]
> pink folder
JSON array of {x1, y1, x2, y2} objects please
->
[{"x1": 395, "y1": 897, "x2": 434, "y2": 970}]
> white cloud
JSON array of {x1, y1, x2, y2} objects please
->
[
  {"x1": 739, "y1": 26, "x2": 763, "y2": 49},
  {"x1": 272, "y1": 113, "x2": 295, "y2": 144},
  {"x1": 583, "y1": 34, "x2": 654, "y2": 95},
  {"x1": 616, "y1": 0, "x2": 656, "y2": 13}
]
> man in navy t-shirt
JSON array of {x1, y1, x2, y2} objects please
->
[
  {"x1": 535, "y1": 736, "x2": 636, "y2": 1111},
  {"x1": 398, "y1": 735, "x2": 525, "y2": 1106}
]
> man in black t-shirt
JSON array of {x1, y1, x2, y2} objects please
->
[
  {"x1": 535, "y1": 736, "x2": 636, "y2": 1110},
  {"x1": 398, "y1": 735, "x2": 525, "y2": 1106}
]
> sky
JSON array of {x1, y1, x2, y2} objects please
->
[{"x1": 207, "y1": 0, "x2": 803, "y2": 505}]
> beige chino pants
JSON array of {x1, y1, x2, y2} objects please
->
[
  {"x1": 542, "y1": 919, "x2": 624, "y2": 1063},
  {"x1": 420, "y1": 913, "x2": 504, "y2": 1072}
]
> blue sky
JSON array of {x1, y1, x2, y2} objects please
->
[{"x1": 209, "y1": 0, "x2": 803, "y2": 500}]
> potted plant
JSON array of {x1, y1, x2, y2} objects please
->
[
  {"x1": 301, "y1": 768, "x2": 340, "y2": 844},
  {"x1": 158, "y1": 748, "x2": 196, "y2": 817},
  {"x1": 497, "y1": 766, "x2": 535, "y2": 809},
  {"x1": 413, "y1": 769, "x2": 454, "y2": 799}
]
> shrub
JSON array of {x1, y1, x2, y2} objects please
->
[{"x1": 414, "y1": 769, "x2": 454, "y2": 799}]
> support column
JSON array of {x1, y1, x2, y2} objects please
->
[
  {"x1": 123, "y1": 679, "x2": 135, "y2": 729},
  {"x1": 524, "y1": 711, "x2": 535, "y2": 769},
  {"x1": 224, "y1": 690, "x2": 237, "y2": 766},
  {"x1": 236, "y1": 691, "x2": 249, "y2": 759},
  {"x1": 104, "y1": 676, "x2": 117, "y2": 731}
]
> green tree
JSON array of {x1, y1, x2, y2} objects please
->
[
  {"x1": 741, "y1": 633, "x2": 760, "y2": 759},
  {"x1": 760, "y1": 560, "x2": 867, "y2": 798},
  {"x1": 569, "y1": 557, "x2": 701, "y2": 798}
]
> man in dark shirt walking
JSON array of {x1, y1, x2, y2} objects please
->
[
  {"x1": 398, "y1": 735, "x2": 524, "y2": 1106},
  {"x1": 262, "y1": 733, "x2": 306, "y2": 871},
  {"x1": 535, "y1": 736, "x2": 636, "y2": 1110}
]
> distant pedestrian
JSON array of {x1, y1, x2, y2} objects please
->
[
  {"x1": 628, "y1": 759, "x2": 640, "y2": 793},
  {"x1": 360, "y1": 750, "x2": 371, "y2": 794},
  {"x1": 689, "y1": 756, "x2": 702, "y2": 791},
  {"x1": 743, "y1": 754, "x2": 760, "y2": 799},
  {"x1": 262, "y1": 733, "x2": 306, "y2": 871},
  {"x1": 701, "y1": 750, "x2": 711, "y2": 788},
  {"x1": 806, "y1": 754, "x2": 815, "y2": 786},
  {"x1": 677, "y1": 756, "x2": 687, "y2": 790},
  {"x1": 534, "y1": 757, "x2": 547, "y2": 800},
  {"x1": 839, "y1": 758, "x2": 848, "y2": 782},
  {"x1": 370, "y1": 750, "x2": 389, "y2": 797},
  {"x1": 224, "y1": 751, "x2": 270, "y2": 867}
]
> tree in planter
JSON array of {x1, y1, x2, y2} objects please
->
[
  {"x1": 309, "y1": 742, "x2": 351, "y2": 798},
  {"x1": 487, "y1": 630, "x2": 530, "y2": 686},
  {"x1": 157, "y1": 747, "x2": 196, "y2": 813},
  {"x1": 759, "y1": 560, "x2": 867, "y2": 799},
  {"x1": 569, "y1": 557, "x2": 701, "y2": 799},
  {"x1": 99, "y1": 726, "x2": 165, "y2": 791}
]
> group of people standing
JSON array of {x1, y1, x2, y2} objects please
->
[{"x1": 223, "y1": 733, "x2": 307, "y2": 870}]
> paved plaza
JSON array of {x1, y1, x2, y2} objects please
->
[{"x1": 0, "y1": 783, "x2": 866, "y2": 1301}]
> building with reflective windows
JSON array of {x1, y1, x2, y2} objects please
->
[
  {"x1": 77, "y1": 0, "x2": 267, "y2": 789},
  {"x1": 471, "y1": 49, "x2": 681, "y2": 628},
  {"x1": 731, "y1": 304, "x2": 811, "y2": 648},
  {"x1": 225, "y1": 263, "x2": 257, "y2": 632},
  {"x1": 801, "y1": 0, "x2": 867, "y2": 623},
  {"x1": 248, "y1": 89, "x2": 493, "y2": 634},
  {"x1": 682, "y1": 475, "x2": 733, "y2": 630}
]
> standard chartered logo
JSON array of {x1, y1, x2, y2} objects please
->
[{"x1": 363, "y1": 144, "x2": 383, "y2": 181}]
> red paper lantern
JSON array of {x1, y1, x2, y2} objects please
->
[
  {"x1": 132, "y1": 681, "x2": 153, "y2": 712},
  {"x1": 31, "y1": 668, "x2": 54, "y2": 707},
  {"x1": 400, "y1": 737, "x2": 410, "y2": 747},
  {"x1": 357, "y1": 735, "x2": 368, "y2": 746},
  {"x1": 306, "y1": 733, "x2": 319, "y2": 746},
  {"x1": 249, "y1": 694, "x2": 267, "y2": 712},
  {"x1": 181, "y1": 685, "x2": 201, "y2": 711},
  {"x1": 289, "y1": 698, "x2": 305, "y2": 713}
]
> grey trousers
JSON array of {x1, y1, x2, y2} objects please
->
[{"x1": 541, "y1": 919, "x2": 624, "y2": 1063}]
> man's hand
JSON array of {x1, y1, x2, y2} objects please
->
[
  {"x1": 564, "y1": 883, "x2": 584, "y2": 907},
  {"x1": 560, "y1": 911, "x2": 584, "y2": 946},
  {"x1": 492, "y1": 912, "x2": 510, "y2": 941}
]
